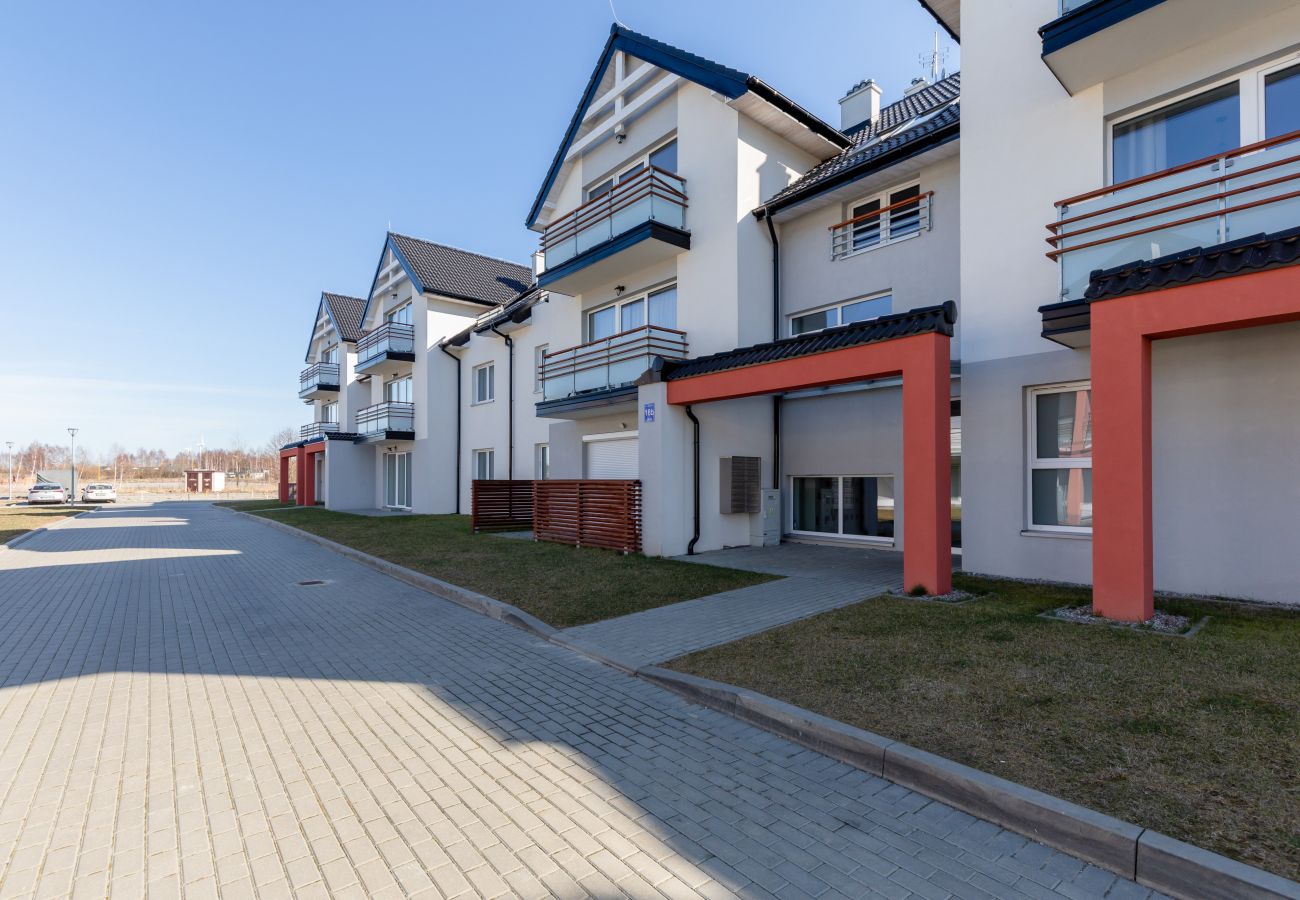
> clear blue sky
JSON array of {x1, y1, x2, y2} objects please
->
[{"x1": 0, "y1": 0, "x2": 956, "y2": 459}]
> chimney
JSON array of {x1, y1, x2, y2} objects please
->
[
  {"x1": 838, "y1": 79, "x2": 882, "y2": 131},
  {"x1": 904, "y1": 77, "x2": 931, "y2": 97}
]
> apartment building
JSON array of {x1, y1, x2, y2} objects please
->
[{"x1": 919, "y1": 0, "x2": 1300, "y2": 617}]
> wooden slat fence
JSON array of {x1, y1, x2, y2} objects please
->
[
  {"x1": 471, "y1": 480, "x2": 535, "y2": 532},
  {"x1": 533, "y1": 480, "x2": 642, "y2": 554}
]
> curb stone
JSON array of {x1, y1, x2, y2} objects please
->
[
  {"x1": 0, "y1": 509, "x2": 94, "y2": 552},
  {"x1": 233, "y1": 508, "x2": 1300, "y2": 900}
]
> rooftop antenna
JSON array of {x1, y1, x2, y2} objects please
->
[
  {"x1": 918, "y1": 32, "x2": 948, "y2": 82},
  {"x1": 608, "y1": 0, "x2": 625, "y2": 28}
]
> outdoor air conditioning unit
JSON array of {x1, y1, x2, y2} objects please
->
[{"x1": 719, "y1": 456, "x2": 761, "y2": 514}]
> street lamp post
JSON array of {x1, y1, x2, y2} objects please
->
[
  {"x1": 5, "y1": 441, "x2": 13, "y2": 502},
  {"x1": 67, "y1": 428, "x2": 78, "y2": 505}
]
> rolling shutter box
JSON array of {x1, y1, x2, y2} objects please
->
[{"x1": 720, "y1": 456, "x2": 761, "y2": 514}]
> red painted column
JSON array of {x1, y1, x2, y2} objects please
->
[
  {"x1": 303, "y1": 448, "x2": 318, "y2": 507},
  {"x1": 295, "y1": 446, "x2": 308, "y2": 506},
  {"x1": 1091, "y1": 306, "x2": 1153, "y2": 621},
  {"x1": 900, "y1": 332, "x2": 952, "y2": 596},
  {"x1": 278, "y1": 453, "x2": 291, "y2": 504}
]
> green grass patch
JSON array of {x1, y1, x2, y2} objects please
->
[
  {"x1": 0, "y1": 505, "x2": 93, "y2": 544},
  {"x1": 215, "y1": 499, "x2": 295, "y2": 512},
  {"x1": 253, "y1": 507, "x2": 775, "y2": 628},
  {"x1": 669, "y1": 574, "x2": 1300, "y2": 880}
]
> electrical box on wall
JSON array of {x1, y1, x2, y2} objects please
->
[
  {"x1": 751, "y1": 489, "x2": 781, "y2": 547},
  {"x1": 719, "y1": 456, "x2": 761, "y2": 514}
]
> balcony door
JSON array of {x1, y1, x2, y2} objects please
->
[
  {"x1": 586, "y1": 284, "x2": 677, "y2": 340},
  {"x1": 384, "y1": 451, "x2": 411, "y2": 510}
]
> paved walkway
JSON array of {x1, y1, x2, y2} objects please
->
[
  {"x1": 561, "y1": 544, "x2": 907, "y2": 666},
  {"x1": 0, "y1": 504, "x2": 1162, "y2": 899}
]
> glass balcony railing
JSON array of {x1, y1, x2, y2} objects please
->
[
  {"x1": 298, "y1": 362, "x2": 340, "y2": 395},
  {"x1": 540, "y1": 167, "x2": 687, "y2": 272},
  {"x1": 300, "y1": 422, "x2": 339, "y2": 440},
  {"x1": 355, "y1": 401, "x2": 414, "y2": 435},
  {"x1": 540, "y1": 325, "x2": 688, "y2": 402},
  {"x1": 356, "y1": 322, "x2": 415, "y2": 365},
  {"x1": 1048, "y1": 129, "x2": 1300, "y2": 301}
]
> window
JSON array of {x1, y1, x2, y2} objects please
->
[
  {"x1": 1112, "y1": 83, "x2": 1240, "y2": 183},
  {"x1": 586, "y1": 284, "x2": 677, "y2": 339},
  {"x1": 473, "y1": 449, "x2": 494, "y2": 481},
  {"x1": 1265, "y1": 62, "x2": 1300, "y2": 139},
  {"x1": 790, "y1": 293, "x2": 892, "y2": 336},
  {"x1": 533, "y1": 344, "x2": 549, "y2": 393},
  {"x1": 321, "y1": 402, "x2": 338, "y2": 424},
  {"x1": 1027, "y1": 384, "x2": 1092, "y2": 532},
  {"x1": 834, "y1": 183, "x2": 924, "y2": 259},
  {"x1": 473, "y1": 363, "x2": 494, "y2": 404},
  {"x1": 535, "y1": 444, "x2": 550, "y2": 480},
  {"x1": 585, "y1": 139, "x2": 678, "y2": 200},
  {"x1": 384, "y1": 303, "x2": 412, "y2": 326},
  {"x1": 384, "y1": 452, "x2": 411, "y2": 509},
  {"x1": 321, "y1": 344, "x2": 338, "y2": 364},
  {"x1": 384, "y1": 376, "x2": 412, "y2": 403},
  {"x1": 791, "y1": 476, "x2": 895, "y2": 540}
]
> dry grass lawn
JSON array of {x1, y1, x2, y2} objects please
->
[
  {"x1": 669, "y1": 574, "x2": 1300, "y2": 880},
  {"x1": 0, "y1": 505, "x2": 93, "y2": 544}
]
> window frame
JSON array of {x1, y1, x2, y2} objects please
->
[
  {"x1": 1025, "y1": 381, "x2": 1093, "y2": 535},
  {"x1": 472, "y1": 362, "x2": 495, "y2": 405},
  {"x1": 787, "y1": 473, "x2": 896, "y2": 545},
  {"x1": 472, "y1": 448, "x2": 495, "y2": 481},
  {"x1": 584, "y1": 137, "x2": 679, "y2": 201},
  {"x1": 383, "y1": 375, "x2": 412, "y2": 404},
  {"x1": 1105, "y1": 50, "x2": 1300, "y2": 184},
  {"x1": 584, "y1": 281, "x2": 677, "y2": 341},
  {"x1": 788, "y1": 291, "x2": 893, "y2": 337},
  {"x1": 320, "y1": 401, "x2": 338, "y2": 424},
  {"x1": 533, "y1": 344, "x2": 548, "y2": 393},
  {"x1": 535, "y1": 443, "x2": 550, "y2": 480},
  {"x1": 384, "y1": 303, "x2": 412, "y2": 326},
  {"x1": 835, "y1": 179, "x2": 925, "y2": 261}
]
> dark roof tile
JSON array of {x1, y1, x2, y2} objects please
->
[
  {"x1": 322, "y1": 293, "x2": 365, "y2": 343},
  {"x1": 388, "y1": 233, "x2": 532, "y2": 307}
]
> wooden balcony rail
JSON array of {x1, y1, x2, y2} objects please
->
[
  {"x1": 829, "y1": 192, "x2": 932, "y2": 260},
  {"x1": 471, "y1": 480, "x2": 535, "y2": 532},
  {"x1": 356, "y1": 322, "x2": 415, "y2": 361},
  {"x1": 540, "y1": 166, "x2": 687, "y2": 269},
  {"x1": 300, "y1": 422, "x2": 340, "y2": 440},
  {"x1": 355, "y1": 401, "x2": 414, "y2": 434},
  {"x1": 1046, "y1": 128, "x2": 1300, "y2": 300},
  {"x1": 533, "y1": 480, "x2": 642, "y2": 554},
  {"x1": 299, "y1": 362, "x2": 340, "y2": 391},
  {"x1": 539, "y1": 324, "x2": 688, "y2": 401}
]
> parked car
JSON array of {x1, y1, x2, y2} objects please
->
[
  {"x1": 27, "y1": 483, "x2": 66, "y2": 505},
  {"x1": 81, "y1": 483, "x2": 117, "y2": 503}
]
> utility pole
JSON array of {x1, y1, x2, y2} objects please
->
[
  {"x1": 67, "y1": 428, "x2": 79, "y2": 505},
  {"x1": 5, "y1": 441, "x2": 13, "y2": 502}
]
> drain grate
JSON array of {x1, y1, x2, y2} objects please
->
[{"x1": 296, "y1": 579, "x2": 326, "y2": 586}]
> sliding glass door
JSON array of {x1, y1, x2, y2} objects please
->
[
  {"x1": 791, "y1": 475, "x2": 895, "y2": 540},
  {"x1": 384, "y1": 451, "x2": 411, "y2": 510}
]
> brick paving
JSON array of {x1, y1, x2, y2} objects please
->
[
  {"x1": 0, "y1": 503, "x2": 1163, "y2": 899},
  {"x1": 562, "y1": 544, "x2": 907, "y2": 666}
]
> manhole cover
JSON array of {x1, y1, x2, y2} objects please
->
[{"x1": 296, "y1": 579, "x2": 327, "y2": 586}]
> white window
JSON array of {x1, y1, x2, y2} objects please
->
[
  {"x1": 1027, "y1": 384, "x2": 1093, "y2": 532},
  {"x1": 321, "y1": 344, "x2": 338, "y2": 364},
  {"x1": 586, "y1": 284, "x2": 677, "y2": 340},
  {"x1": 473, "y1": 363, "x2": 495, "y2": 404},
  {"x1": 384, "y1": 451, "x2": 411, "y2": 509},
  {"x1": 384, "y1": 375, "x2": 412, "y2": 403},
  {"x1": 1108, "y1": 54, "x2": 1300, "y2": 183},
  {"x1": 790, "y1": 476, "x2": 895, "y2": 540},
  {"x1": 534, "y1": 344, "x2": 548, "y2": 393},
  {"x1": 321, "y1": 402, "x2": 338, "y2": 424},
  {"x1": 473, "y1": 449, "x2": 494, "y2": 481},
  {"x1": 790, "y1": 293, "x2": 892, "y2": 337},
  {"x1": 833, "y1": 182, "x2": 924, "y2": 259},
  {"x1": 535, "y1": 443, "x2": 550, "y2": 480},
  {"x1": 384, "y1": 303, "x2": 412, "y2": 326},
  {"x1": 585, "y1": 139, "x2": 679, "y2": 200}
]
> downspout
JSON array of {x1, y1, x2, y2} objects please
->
[
  {"x1": 438, "y1": 343, "x2": 462, "y2": 513},
  {"x1": 685, "y1": 405, "x2": 700, "y2": 555},
  {"x1": 761, "y1": 208, "x2": 783, "y2": 490},
  {"x1": 489, "y1": 325, "x2": 515, "y2": 479}
]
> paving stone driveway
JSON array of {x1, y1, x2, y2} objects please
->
[{"x1": 0, "y1": 504, "x2": 1163, "y2": 899}]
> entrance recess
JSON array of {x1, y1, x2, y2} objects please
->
[{"x1": 660, "y1": 302, "x2": 955, "y2": 595}]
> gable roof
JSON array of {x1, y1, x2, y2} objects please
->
[
  {"x1": 304, "y1": 291, "x2": 366, "y2": 363},
  {"x1": 759, "y1": 74, "x2": 960, "y2": 217},
  {"x1": 360, "y1": 233, "x2": 533, "y2": 325},
  {"x1": 525, "y1": 24, "x2": 850, "y2": 229}
]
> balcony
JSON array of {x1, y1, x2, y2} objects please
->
[
  {"x1": 300, "y1": 422, "x2": 340, "y2": 441},
  {"x1": 537, "y1": 167, "x2": 690, "y2": 296},
  {"x1": 355, "y1": 401, "x2": 415, "y2": 441},
  {"x1": 537, "y1": 325, "x2": 688, "y2": 416},
  {"x1": 355, "y1": 323, "x2": 416, "y2": 375},
  {"x1": 830, "y1": 192, "x2": 933, "y2": 260},
  {"x1": 1040, "y1": 0, "x2": 1293, "y2": 95},
  {"x1": 1048, "y1": 129, "x2": 1300, "y2": 302},
  {"x1": 298, "y1": 362, "x2": 340, "y2": 400}
]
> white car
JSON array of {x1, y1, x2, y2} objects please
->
[
  {"x1": 27, "y1": 483, "x2": 67, "y2": 505},
  {"x1": 82, "y1": 483, "x2": 117, "y2": 503}
]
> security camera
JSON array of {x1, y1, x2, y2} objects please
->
[{"x1": 614, "y1": 122, "x2": 627, "y2": 143}]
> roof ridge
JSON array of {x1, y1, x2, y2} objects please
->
[{"x1": 387, "y1": 232, "x2": 531, "y2": 274}]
